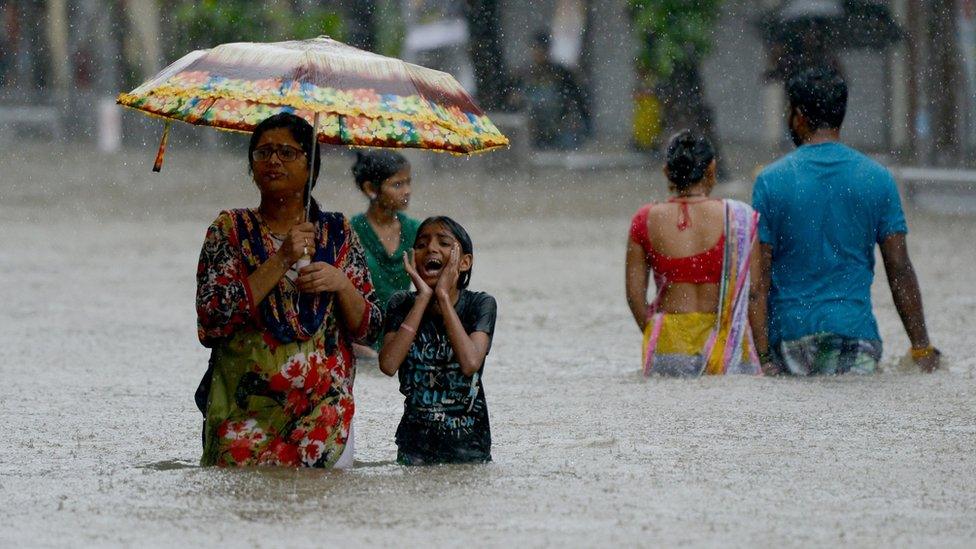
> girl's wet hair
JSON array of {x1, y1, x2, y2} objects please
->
[
  {"x1": 248, "y1": 113, "x2": 322, "y2": 189},
  {"x1": 351, "y1": 150, "x2": 409, "y2": 192},
  {"x1": 416, "y1": 216, "x2": 473, "y2": 289},
  {"x1": 665, "y1": 130, "x2": 715, "y2": 190}
]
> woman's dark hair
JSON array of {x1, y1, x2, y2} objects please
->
[
  {"x1": 787, "y1": 66, "x2": 848, "y2": 130},
  {"x1": 248, "y1": 112, "x2": 322, "y2": 188},
  {"x1": 416, "y1": 216, "x2": 474, "y2": 289},
  {"x1": 351, "y1": 150, "x2": 409, "y2": 193},
  {"x1": 665, "y1": 130, "x2": 715, "y2": 189}
]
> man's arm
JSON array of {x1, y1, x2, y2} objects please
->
[
  {"x1": 558, "y1": 66, "x2": 591, "y2": 133},
  {"x1": 749, "y1": 176, "x2": 777, "y2": 373},
  {"x1": 879, "y1": 233, "x2": 939, "y2": 372},
  {"x1": 749, "y1": 242, "x2": 776, "y2": 374}
]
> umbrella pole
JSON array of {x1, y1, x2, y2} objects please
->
[
  {"x1": 305, "y1": 112, "x2": 320, "y2": 221},
  {"x1": 296, "y1": 112, "x2": 321, "y2": 273}
]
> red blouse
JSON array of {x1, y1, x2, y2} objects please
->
[{"x1": 629, "y1": 203, "x2": 724, "y2": 284}]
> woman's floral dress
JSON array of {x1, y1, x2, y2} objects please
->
[{"x1": 196, "y1": 206, "x2": 381, "y2": 467}]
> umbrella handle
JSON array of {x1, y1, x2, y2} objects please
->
[
  {"x1": 152, "y1": 121, "x2": 171, "y2": 173},
  {"x1": 304, "y1": 112, "x2": 321, "y2": 221}
]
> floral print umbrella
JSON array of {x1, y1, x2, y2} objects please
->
[{"x1": 117, "y1": 36, "x2": 509, "y2": 170}]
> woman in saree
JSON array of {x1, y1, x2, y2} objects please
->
[
  {"x1": 625, "y1": 130, "x2": 767, "y2": 376},
  {"x1": 195, "y1": 113, "x2": 381, "y2": 467}
]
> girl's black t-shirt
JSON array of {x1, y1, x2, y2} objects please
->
[{"x1": 384, "y1": 289, "x2": 497, "y2": 463}]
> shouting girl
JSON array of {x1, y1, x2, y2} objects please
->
[{"x1": 378, "y1": 217, "x2": 497, "y2": 465}]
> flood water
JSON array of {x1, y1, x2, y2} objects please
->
[{"x1": 1, "y1": 144, "x2": 975, "y2": 547}]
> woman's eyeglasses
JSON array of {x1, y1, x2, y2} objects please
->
[{"x1": 251, "y1": 145, "x2": 305, "y2": 163}]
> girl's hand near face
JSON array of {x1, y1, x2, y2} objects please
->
[
  {"x1": 296, "y1": 262, "x2": 352, "y2": 294},
  {"x1": 403, "y1": 250, "x2": 433, "y2": 297},
  {"x1": 435, "y1": 243, "x2": 461, "y2": 299},
  {"x1": 382, "y1": 250, "x2": 434, "y2": 377}
]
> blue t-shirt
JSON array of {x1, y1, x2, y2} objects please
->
[{"x1": 752, "y1": 142, "x2": 907, "y2": 345}]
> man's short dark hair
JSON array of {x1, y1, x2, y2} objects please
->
[{"x1": 786, "y1": 66, "x2": 848, "y2": 130}]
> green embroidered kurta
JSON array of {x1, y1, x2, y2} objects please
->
[{"x1": 351, "y1": 212, "x2": 420, "y2": 318}]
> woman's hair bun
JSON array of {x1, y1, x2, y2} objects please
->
[{"x1": 665, "y1": 130, "x2": 715, "y2": 189}]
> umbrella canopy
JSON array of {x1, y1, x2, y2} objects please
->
[
  {"x1": 117, "y1": 36, "x2": 509, "y2": 156},
  {"x1": 758, "y1": 0, "x2": 902, "y2": 51}
]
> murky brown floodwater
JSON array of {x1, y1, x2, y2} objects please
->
[{"x1": 1, "y1": 144, "x2": 974, "y2": 547}]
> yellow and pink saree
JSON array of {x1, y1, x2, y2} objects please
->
[{"x1": 642, "y1": 199, "x2": 761, "y2": 377}]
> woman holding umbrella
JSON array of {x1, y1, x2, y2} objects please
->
[
  {"x1": 118, "y1": 36, "x2": 508, "y2": 467},
  {"x1": 195, "y1": 113, "x2": 381, "y2": 468}
]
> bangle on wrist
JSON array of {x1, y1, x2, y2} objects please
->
[
  {"x1": 910, "y1": 345, "x2": 938, "y2": 359},
  {"x1": 399, "y1": 323, "x2": 416, "y2": 334}
]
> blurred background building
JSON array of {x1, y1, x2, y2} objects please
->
[{"x1": 0, "y1": 0, "x2": 973, "y2": 168}]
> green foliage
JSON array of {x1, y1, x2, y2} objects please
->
[
  {"x1": 630, "y1": 0, "x2": 722, "y2": 78},
  {"x1": 169, "y1": 0, "x2": 344, "y2": 55},
  {"x1": 374, "y1": 0, "x2": 405, "y2": 58}
]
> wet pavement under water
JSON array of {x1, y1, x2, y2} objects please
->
[{"x1": 1, "y1": 146, "x2": 974, "y2": 547}]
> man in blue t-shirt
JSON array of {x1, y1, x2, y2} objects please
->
[{"x1": 751, "y1": 67, "x2": 940, "y2": 375}]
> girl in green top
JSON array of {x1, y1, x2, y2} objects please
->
[{"x1": 350, "y1": 151, "x2": 421, "y2": 356}]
